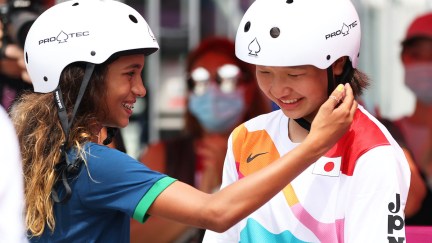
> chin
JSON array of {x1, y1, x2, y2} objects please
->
[
  {"x1": 281, "y1": 110, "x2": 302, "y2": 119},
  {"x1": 282, "y1": 109, "x2": 317, "y2": 121},
  {"x1": 104, "y1": 120, "x2": 129, "y2": 128},
  {"x1": 117, "y1": 122, "x2": 129, "y2": 128}
]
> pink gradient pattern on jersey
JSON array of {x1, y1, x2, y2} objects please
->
[
  {"x1": 236, "y1": 161, "x2": 345, "y2": 242},
  {"x1": 291, "y1": 203, "x2": 345, "y2": 243}
]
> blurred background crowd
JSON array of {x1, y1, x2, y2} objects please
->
[
  {"x1": 1, "y1": 0, "x2": 432, "y2": 242},
  {"x1": 0, "y1": 0, "x2": 429, "y2": 158}
]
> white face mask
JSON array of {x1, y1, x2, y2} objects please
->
[{"x1": 405, "y1": 63, "x2": 432, "y2": 105}]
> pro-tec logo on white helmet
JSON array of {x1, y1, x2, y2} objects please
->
[
  {"x1": 325, "y1": 21, "x2": 359, "y2": 40},
  {"x1": 24, "y1": 0, "x2": 159, "y2": 94},
  {"x1": 248, "y1": 38, "x2": 260, "y2": 57},
  {"x1": 235, "y1": 0, "x2": 361, "y2": 69},
  {"x1": 38, "y1": 30, "x2": 90, "y2": 45}
]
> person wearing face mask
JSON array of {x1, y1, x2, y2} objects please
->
[
  {"x1": 393, "y1": 12, "x2": 432, "y2": 226},
  {"x1": 188, "y1": 64, "x2": 246, "y2": 133},
  {"x1": 130, "y1": 37, "x2": 272, "y2": 243}
]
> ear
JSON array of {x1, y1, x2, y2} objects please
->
[{"x1": 332, "y1": 57, "x2": 347, "y2": 75}]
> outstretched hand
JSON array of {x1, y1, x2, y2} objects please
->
[{"x1": 307, "y1": 83, "x2": 357, "y2": 153}]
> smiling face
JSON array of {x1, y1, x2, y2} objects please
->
[
  {"x1": 101, "y1": 54, "x2": 146, "y2": 128},
  {"x1": 256, "y1": 65, "x2": 328, "y2": 122}
]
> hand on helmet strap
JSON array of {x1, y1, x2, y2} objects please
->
[{"x1": 326, "y1": 67, "x2": 335, "y2": 96}]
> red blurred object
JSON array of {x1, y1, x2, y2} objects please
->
[
  {"x1": 403, "y1": 12, "x2": 432, "y2": 45},
  {"x1": 405, "y1": 226, "x2": 432, "y2": 242}
]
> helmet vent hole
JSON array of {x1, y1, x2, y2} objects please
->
[
  {"x1": 270, "y1": 27, "x2": 280, "y2": 38},
  {"x1": 43, "y1": 76, "x2": 48, "y2": 82},
  {"x1": 244, "y1": 21, "x2": 251, "y2": 32},
  {"x1": 25, "y1": 52, "x2": 28, "y2": 64},
  {"x1": 91, "y1": 51, "x2": 96, "y2": 56},
  {"x1": 72, "y1": 2, "x2": 79, "y2": 6},
  {"x1": 129, "y1": 15, "x2": 138, "y2": 23},
  {"x1": 326, "y1": 55, "x2": 331, "y2": 60},
  {"x1": 286, "y1": 0, "x2": 294, "y2": 3}
]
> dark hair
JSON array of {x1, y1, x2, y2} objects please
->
[{"x1": 335, "y1": 58, "x2": 369, "y2": 98}]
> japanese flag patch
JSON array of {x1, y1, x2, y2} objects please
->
[{"x1": 312, "y1": 156, "x2": 342, "y2": 177}]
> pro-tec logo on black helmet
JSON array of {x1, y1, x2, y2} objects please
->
[{"x1": 38, "y1": 30, "x2": 90, "y2": 45}]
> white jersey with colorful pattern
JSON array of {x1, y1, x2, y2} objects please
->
[{"x1": 203, "y1": 106, "x2": 410, "y2": 243}]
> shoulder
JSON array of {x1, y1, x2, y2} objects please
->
[
  {"x1": 327, "y1": 106, "x2": 393, "y2": 176},
  {"x1": 232, "y1": 110, "x2": 283, "y2": 135},
  {"x1": 230, "y1": 110, "x2": 284, "y2": 155},
  {"x1": 77, "y1": 142, "x2": 167, "y2": 187},
  {"x1": 83, "y1": 143, "x2": 149, "y2": 174}
]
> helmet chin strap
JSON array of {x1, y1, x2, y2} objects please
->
[
  {"x1": 293, "y1": 67, "x2": 335, "y2": 131},
  {"x1": 52, "y1": 63, "x2": 95, "y2": 204},
  {"x1": 103, "y1": 127, "x2": 119, "y2": 145}
]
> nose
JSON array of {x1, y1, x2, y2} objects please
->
[
  {"x1": 132, "y1": 77, "x2": 146, "y2": 97},
  {"x1": 270, "y1": 74, "x2": 293, "y2": 98}
]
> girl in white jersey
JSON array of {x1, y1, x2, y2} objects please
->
[
  {"x1": 203, "y1": 0, "x2": 411, "y2": 242},
  {"x1": 9, "y1": 0, "x2": 357, "y2": 242}
]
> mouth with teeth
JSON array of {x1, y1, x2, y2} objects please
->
[
  {"x1": 280, "y1": 98, "x2": 299, "y2": 104},
  {"x1": 277, "y1": 97, "x2": 303, "y2": 111},
  {"x1": 122, "y1": 103, "x2": 134, "y2": 111}
]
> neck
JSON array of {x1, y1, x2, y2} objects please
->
[
  {"x1": 90, "y1": 125, "x2": 104, "y2": 144},
  {"x1": 288, "y1": 118, "x2": 309, "y2": 143}
]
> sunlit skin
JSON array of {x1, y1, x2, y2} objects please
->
[
  {"x1": 256, "y1": 65, "x2": 328, "y2": 123},
  {"x1": 255, "y1": 58, "x2": 346, "y2": 124},
  {"x1": 102, "y1": 54, "x2": 146, "y2": 128}
]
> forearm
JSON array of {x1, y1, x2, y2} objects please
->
[
  {"x1": 201, "y1": 137, "x2": 324, "y2": 232},
  {"x1": 149, "y1": 84, "x2": 355, "y2": 231},
  {"x1": 149, "y1": 137, "x2": 324, "y2": 232}
]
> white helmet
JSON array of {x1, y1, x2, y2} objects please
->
[
  {"x1": 235, "y1": 0, "x2": 361, "y2": 69},
  {"x1": 24, "y1": 0, "x2": 159, "y2": 93}
]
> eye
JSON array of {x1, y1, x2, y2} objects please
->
[
  {"x1": 288, "y1": 72, "x2": 305, "y2": 78},
  {"x1": 257, "y1": 69, "x2": 270, "y2": 75},
  {"x1": 126, "y1": 71, "x2": 136, "y2": 77}
]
